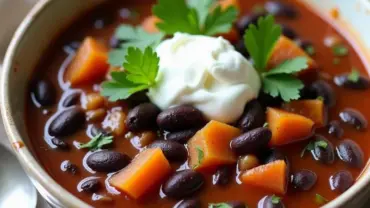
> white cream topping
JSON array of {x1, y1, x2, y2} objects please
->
[{"x1": 148, "y1": 33, "x2": 261, "y2": 123}]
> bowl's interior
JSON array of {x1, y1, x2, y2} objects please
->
[{"x1": 2, "y1": 0, "x2": 370, "y2": 207}]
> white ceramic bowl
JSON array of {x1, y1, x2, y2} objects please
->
[{"x1": 1, "y1": 0, "x2": 370, "y2": 207}]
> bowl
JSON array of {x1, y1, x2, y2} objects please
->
[{"x1": 1, "y1": 0, "x2": 370, "y2": 207}]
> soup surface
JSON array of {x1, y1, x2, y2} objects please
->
[{"x1": 26, "y1": 0, "x2": 370, "y2": 207}]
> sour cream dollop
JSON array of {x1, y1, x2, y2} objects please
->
[{"x1": 148, "y1": 33, "x2": 261, "y2": 123}]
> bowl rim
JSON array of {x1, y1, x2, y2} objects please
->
[{"x1": 1, "y1": 0, "x2": 370, "y2": 207}]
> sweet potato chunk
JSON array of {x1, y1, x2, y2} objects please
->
[
  {"x1": 66, "y1": 37, "x2": 109, "y2": 86},
  {"x1": 268, "y1": 36, "x2": 316, "y2": 75},
  {"x1": 102, "y1": 109, "x2": 127, "y2": 136},
  {"x1": 282, "y1": 99, "x2": 326, "y2": 127},
  {"x1": 109, "y1": 148, "x2": 171, "y2": 199},
  {"x1": 241, "y1": 160, "x2": 287, "y2": 194},
  {"x1": 219, "y1": 0, "x2": 240, "y2": 10},
  {"x1": 188, "y1": 120, "x2": 240, "y2": 170},
  {"x1": 142, "y1": 15, "x2": 160, "y2": 33},
  {"x1": 267, "y1": 107, "x2": 314, "y2": 146}
]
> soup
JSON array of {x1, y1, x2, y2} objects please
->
[{"x1": 26, "y1": 0, "x2": 370, "y2": 207}]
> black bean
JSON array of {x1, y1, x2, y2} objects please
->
[
  {"x1": 299, "y1": 85, "x2": 318, "y2": 100},
  {"x1": 237, "y1": 100, "x2": 265, "y2": 132},
  {"x1": 157, "y1": 106, "x2": 206, "y2": 132},
  {"x1": 162, "y1": 170, "x2": 204, "y2": 199},
  {"x1": 80, "y1": 179, "x2": 100, "y2": 193},
  {"x1": 148, "y1": 140, "x2": 187, "y2": 162},
  {"x1": 213, "y1": 166, "x2": 232, "y2": 186},
  {"x1": 166, "y1": 129, "x2": 198, "y2": 144},
  {"x1": 310, "y1": 80, "x2": 336, "y2": 107},
  {"x1": 280, "y1": 25, "x2": 297, "y2": 40},
  {"x1": 126, "y1": 103, "x2": 161, "y2": 132},
  {"x1": 61, "y1": 160, "x2": 78, "y2": 175},
  {"x1": 32, "y1": 79, "x2": 56, "y2": 107},
  {"x1": 310, "y1": 135, "x2": 335, "y2": 164},
  {"x1": 327, "y1": 120, "x2": 344, "y2": 139},
  {"x1": 62, "y1": 92, "x2": 80, "y2": 107},
  {"x1": 237, "y1": 12, "x2": 267, "y2": 35},
  {"x1": 258, "y1": 195, "x2": 285, "y2": 208},
  {"x1": 226, "y1": 201, "x2": 246, "y2": 208},
  {"x1": 334, "y1": 74, "x2": 370, "y2": 90},
  {"x1": 339, "y1": 109, "x2": 368, "y2": 130},
  {"x1": 86, "y1": 151, "x2": 131, "y2": 173},
  {"x1": 126, "y1": 91, "x2": 150, "y2": 107},
  {"x1": 296, "y1": 40, "x2": 314, "y2": 54},
  {"x1": 48, "y1": 107, "x2": 85, "y2": 137},
  {"x1": 329, "y1": 170, "x2": 353, "y2": 193},
  {"x1": 291, "y1": 170, "x2": 317, "y2": 191},
  {"x1": 234, "y1": 39, "x2": 250, "y2": 59},
  {"x1": 336, "y1": 140, "x2": 364, "y2": 168},
  {"x1": 258, "y1": 92, "x2": 283, "y2": 108},
  {"x1": 175, "y1": 198, "x2": 201, "y2": 208},
  {"x1": 265, "y1": 1, "x2": 298, "y2": 18},
  {"x1": 264, "y1": 149, "x2": 286, "y2": 164},
  {"x1": 51, "y1": 138, "x2": 69, "y2": 150},
  {"x1": 89, "y1": 125, "x2": 111, "y2": 138},
  {"x1": 230, "y1": 127, "x2": 272, "y2": 156}
]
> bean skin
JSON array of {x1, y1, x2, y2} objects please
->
[
  {"x1": 336, "y1": 140, "x2": 364, "y2": 168},
  {"x1": 339, "y1": 109, "x2": 368, "y2": 130},
  {"x1": 281, "y1": 24, "x2": 297, "y2": 40},
  {"x1": 62, "y1": 92, "x2": 80, "y2": 107},
  {"x1": 51, "y1": 138, "x2": 69, "y2": 150},
  {"x1": 148, "y1": 140, "x2": 188, "y2": 162},
  {"x1": 265, "y1": 1, "x2": 298, "y2": 18},
  {"x1": 32, "y1": 79, "x2": 56, "y2": 107},
  {"x1": 310, "y1": 135, "x2": 335, "y2": 164},
  {"x1": 327, "y1": 120, "x2": 344, "y2": 139},
  {"x1": 166, "y1": 129, "x2": 198, "y2": 144},
  {"x1": 86, "y1": 151, "x2": 131, "y2": 173},
  {"x1": 226, "y1": 201, "x2": 247, "y2": 208},
  {"x1": 291, "y1": 170, "x2": 317, "y2": 191},
  {"x1": 329, "y1": 171, "x2": 354, "y2": 193},
  {"x1": 237, "y1": 99, "x2": 265, "y2": 132},
  {"x1": 230, "y1": 127, "x2": 272, "y2": 156},
  {"x1": 126, "y1": 103, "x2": 161, "y2": 132},
  {"x1": 80, "y1": 179, "x2": 100, "y2": 193},
  {"x1": 162, "y1": 170, "x2": 204, "y2": 199},
  {"x1": 213, "y1": 166, "x2": 232, "y2": 186},
  {"x1": 258, "y1": 195, "x2": 285, "y2": 208},
  {"x1": 334, "y1": 74, "x2": 370, "y2": 90},
  {"x1": 310, "y1": 80, "x2": 336, "y2": 107},
  {"x1": 175, "y1": 198, "x2": 201, "y2": 208},
  {"x1": 48, "y1": 107, "x2": 85, "y2": 137}
]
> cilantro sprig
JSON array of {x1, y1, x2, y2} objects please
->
[
  {"x1": 194, "y1": 146, "x2": 204, "y2": 168},
  {"x1": 208, "y1": 203, "x2": 232, "y2": 208},
  {"x1": 315, "y1": 194, "x2": 329, "y2": 205},
  {"x1": 244, "y1": 15, "x2": 308, "y2": 102},
  {"x1": 102, "y1": 47, "x2": 160, "y2": 101},
  {"x1": 348, "y1": 68, "x2": 360, "y2": 83},
  {"x1": 300, "y1": 139, "x2": 328, "y2": 158},
  {"x1": 80, "y1": 133, "x2": 113, "y2": 151}
]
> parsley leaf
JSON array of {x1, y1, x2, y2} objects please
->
[
  {"x1": 102, "y1": 47, "x2": 160, "y2": 101},
  {"x1": 332, "y1": 44, "x2": 348, "y2": 57},
  {"x1": 271, "y1": 195, "x2": 281, "y2": 204},
  {"x1": 263, "y1": 57, "x2": 308, "y2": 76},
  {"x1": 203, "y1": 5, "x2": 238, "y2": 36},
  {"x1": 79, "y1": 133, "x2": 113, "y2": 151},
  {"x1": 263, "y1": 122, "x2": 269, "y2": 127},
  {"x1": 188, "y1": 0, "x2": 216, "y2": 26},
  {"x1": 315, "y1": 194, "x2": 329, "y2": 205},
  {"x1": 108, "y1": 25, "x2": 165, "y2": 66},
  {"x1": 208, "y1": 203, "x2": 232, "y2": 208},
  {"x1": 348, "y1": 68, "x2": 360, "y2": 82},
  {"x1": 263, "y1": 74, "x2": 304, "y2": 102},
  {"x1": 194, "y1": 146, "x2": 204, "y2": 168},
  {"x1": 244, "y1": 15, "x2": 282, "y2": 72}
]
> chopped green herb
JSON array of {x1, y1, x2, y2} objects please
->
[
  {"x1": 194, "y1": 146, "x2": 204, "y2": 168},
  {"x1": 333, "y1": 57, "x2": 341, "y2": 65},
  {"x1": 208, "y1": 203, "x2": 232, "y2": 208},
  {"x1": 317, "y1": 96, "x2": 324, "y2": 101},
  {"x1": 348, "y1": 68, "x2": 360, "y2": 83},
  {"x1": 301, "y1": 140, "x2": 328, "y2": 158},
  {"x1": 315, "y1": 194, "x2": 329, "y2": 205},
  {"x1": 102, "y1": 47, "x2": 160, "y2": 101},
  {"x1": 244, "y1": 15, "x2": 307, "y2": 102},
  {"x1": 305, "y1": 45, "x2": 316, "y2": 56},
  {"x1": 315, "y1": 140, "x2": 328, "y2": 149},
  {"x1": 263, "y1": 122, "x2": 269, "y2": 128},
  {"x1": 332, "y1": 44, "x2": 349, "y2": 57},
  {"x1": 188, "y1": 0, "x2": 216, "y2": 26},
  {"x1": 271, "y1": 195, "x2": 281, "y2": 204},
  {"x1": 203, "y1": 5, "x2": 239, "y2": 36},
  {"x1": 79, "y1": 133, "x2": 113, "y2": 151}
]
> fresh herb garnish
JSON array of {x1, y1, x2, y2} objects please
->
[
  {"x1": 333, "y1": 57, "x2": 341, "y2": 65},
  {"x1": 79, "y1": 133, "x2": 113, "y2": 151},
  {"x1": 263, "y1": 122, "x2": 269, "y2": 128},
  {"x1": 244, "y1": 15, "x2": 307, "y2": 102},
  {"x1": 194, "y1": 146, "x2": 204, "y2": 168},
  {"x1": 332, "y1": 44, "x2": 349, "y2": 57},
  {"x1": 315, "y1": 194, "x2": 329, "y2": 205},
  {"x1": 102, "y1": 47, "x2": 160, "y2": 101},
  {"x1": 300, "y1": 140, "x2": 328, "y2": 157},
  {"x1": 153, "y1": 0, "x2": 238, "y2": 36},
  {"x1": 305, "y1": 45, "x2": 316, "y2": 56},
  {"x1": 348, "y1": 68, "x2": 360, "y2": 83},
  {"x1": 108, "y1": 25, "x2": 165, "y2": 66},
  {"x1": 208, "y1": 203, "x2": 232, "y2": 208},
  {"x1": 317, "y1": 96, "x2": 324, "y2": 101},
  {"x1": 271, "y1": 195, "x2": 281, "y2": 204}
]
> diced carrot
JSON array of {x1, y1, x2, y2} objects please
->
[
  {"x1": 82, "y1": 92, "x2": 106, "y2": 110},
  {"x1": 268, "y1": 36, "x2": 316, "y2": 76},
  {"x1": 66, "y1": 37, "x2": 109, "y2": 86},
  {"x1": 267, "y1": 107, "x2": 314, "y2": 146},
  {"x1": 282, "y1": 99, "x2": 327, "y2": 127},
  {"x1": 219, "y1": 0, "x2": 240, "y2": 10},
  {"x1": 109, "y1": 148, "x2": 171, "y2": 199},
  {"x1": 219, "y1": 28, "x2": 239, "y2": 44},
  {"x1": 142, "y1": 16, "x2": 161, "y2": 33},
  {"x1": 241, "y1": 160, "x2": 287, "y2": 194},
  {"x1": 188, "y1": 120, "x2": 241, "y2": 171},
  {"x1": 102, "y1": 109, "x2": 127, "y2": 136}
]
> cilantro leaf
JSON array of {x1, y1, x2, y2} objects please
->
[
  {"x1": 263, "y1": 57, "x2": 308, "y2": 76},
  {"x1": 332, "y1": 44, "x2": 348, "y2": 57},
  {"x1": 208, "y1": 203, "x2": 232, "y2": 208},
  {"x1": 244, "y1": 15, "x2": 282, "y2": 72},
  {"x1": 315, "y1": 140, "x2": 328, "y2": 149},
  {"x1": 263, "y1": 74, "x2": 304, "y2": 102},
  {"x1": 203, "y1": 5, "x2": 238, "y2": 36},
  {"x1": 194, "y1": 146, "x2": 204, "y2": 168},
  {"x1": 188, "y1": 0, "x2": 216, "y2": 26},
  {"x1": 315, "y1": 194, "x2": 328, "y2": 205},
  {"x1": 102, "y1": 47, "x2": 160, "y2": 101},
  {"x1": 80, "y1": 133, "x2": 113, "y2": 151},
  {"x1": 108, "y1": 49, "x2": 127, "y2": 67},
  {"x1": 271, "y1": 195, "x2": 281, "y2": 204},
  {"x1": 348, "y1": 68, "x2": 360, "y2": 82},
  {"x1": 301, "y1": 140, "x2": 328, "y2": 157},
  {"x1": 153, "y1": 0, "x2": 200, "y2": 35}
]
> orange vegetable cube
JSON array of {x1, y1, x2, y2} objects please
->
[
  {"x1": 219, "y1": 0, "x2": 240, "y2": 10},
  {"x1": 267, "y1": 107, "x2": 314, "y2": 146},
  {"x1": 282, "y1": 99, "x2": 327, "y2": 127},
  {"x1": 268, "y1": 36, "x2": 316, "y2": 75},
  {"x1": 142, "y1": 16, "x2": 161, "y2": 33},
  {"x1": 109, "y1": 148, "x2": 171, "y2": 199},
  {"x1": 241, "y1": 160, "x2": 287, "y2": 195},
  {"x1": 102, "y1": 109, "x2": 127, "y2": 136},
  {"x1": 66, "y1": 37, "x2": 109, "y2": 86},
  {"x1": 82, "y1": 92, "x2": 106, "y2": 110},
  {"x1": 188, "y1": 120, "x2": 241, "y2": 170}
]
